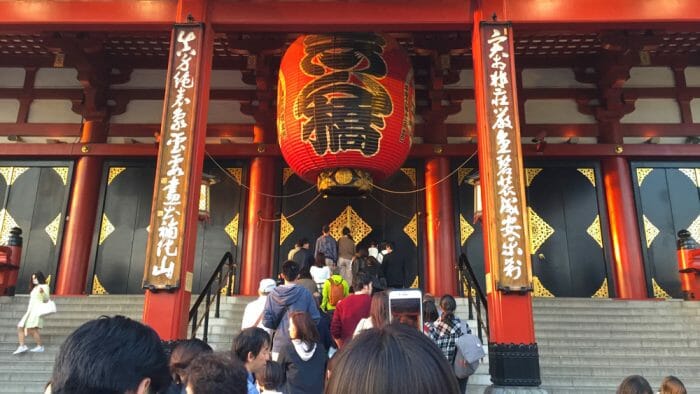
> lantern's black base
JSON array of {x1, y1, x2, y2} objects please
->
[
  {"x1": 488, "y1": 342, "x2": 541, "y2": 386},
  {"x1": 317, "y1": 168, "x2": 372, "y2": 197}
]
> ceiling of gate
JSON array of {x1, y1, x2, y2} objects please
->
[{"x1": 1, "y1": 30, "x2": 699, "y2": 70}]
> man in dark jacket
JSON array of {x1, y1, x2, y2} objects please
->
[
  {"x1": 291, "y1": 238, "x2": 315, "y2": 273},
  {"x1": 381, "y1": 241, "x2": 405, "y2": 288},
  {"x1": 262, "y1": 260, "x2": 320, "y2": 359}
]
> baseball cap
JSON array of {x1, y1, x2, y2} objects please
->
[{"x1": 258, "y1": 278, "x2": 277, "y2": 294}]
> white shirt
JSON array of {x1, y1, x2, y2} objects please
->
[
  {"x1": 310, "y1": 265, "x2": 331, "y2": 285},
  {"x1": 241, "y1": 296, "x2": 267, "y2": 329}
]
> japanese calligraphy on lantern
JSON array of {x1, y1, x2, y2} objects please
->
[
  {"x1": 478, "y1": 23, "x2": 532, "y2": 292},
  {"x1": 143, "y1": 24, "x2": 203, "y2": 291},
  {"x1": 294, "y1": 34, "x2": 393, "y2": 157}
]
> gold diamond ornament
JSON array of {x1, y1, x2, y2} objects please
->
[
  {"x1": 533, "y1": 276, "x2": 554, "y2": 297},
  {"x1": 577, "y1": 168, "x2": 596, "y2": 187},
  {"x1": 226, "y1": 168, "x2": 243, "y2": 186},
  {"x1": 0, "y1": 209, "x2": 19, "y2": 244},
  {"x1": 92, "y1": 275, "x2": 109, "y2": 295},
  {"x1": 679, "y1": 168, "x2": 699, "y2": 188},
  {"x1": 636, "y1": 168, "x2": 653, "y2": 186},
  {"x1": 460, "y1": 214, "x2": 475, "y2": 245},
  {"x1": 403, "y1": 214, "x2": 418, "y2": 246},
  {"x1": 225, "y1": 213, "x2": 240, "y2": 245},
  {"x1": 642, "y1": 215, "x2": 659, "y2": 248},
  {"x1": 525, "y1": 168, "x2": 542, "y2": 187},
  {"x1": 652, "y1": 278, "x2": 671, "y2": 299},
  {"x1": 329, "y1": 205, "x2": 372, "y2": 245},
  {"x1": 283, "y1": 168, "x2": 295, "y2": 185},
  {"x1": 52, "y1": 167, "x2": 69, "y2": 186},
  {"x1": 688, "y1": 214, "x2": 700, "y2": 245},
  {"x1": 279, "y1": 214, "x2": 294, "y2": 246},
  {"x1": 457, "y1": 168, "x2": 474, "y2": 186},
  {"x1": 528, "y1": 207, "x2": 554, "y2": 253},
  {"x1": 98, "y1": 214, "x2": 115, "y2": 245},
  {"x1": 586, "y1": 215, "x2": 603, "y2": 249},
  {"x1": 45, "y1": 213, "x2": 62, "y2": 246},
  {"x1": 400, "y1": 168, "x2": 416, "y2": 186},
  {"x1": 107, "y1": 167, "x2": 126, "y2": 185},
  {"x1": 591, "y1": 278, "x2": 609, "y2": 298}
]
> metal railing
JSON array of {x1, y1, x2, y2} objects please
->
[
  {"x1": 188, "y1": 251, "x2": 236, "y2": 342},
  {"x1": 457, "y1": 253, "x2": 488, "y2": 343}
]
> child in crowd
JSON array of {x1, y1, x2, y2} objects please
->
[{"x1": 259, "y1": 360, "x2": 285, "y2": 394}]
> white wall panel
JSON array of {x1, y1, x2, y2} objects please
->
[
  {"x1": 445, "y1": 99, "x2": 476, "y2": 124},
  {"x1": 112, "y1": 69, "x2": 166, "y2": 89},
  {"x1": 110, "y1": 100, "x2": 163, "y2": 124},
  {"x1": 207, "y1": 100, "x2": 253, "y2": 123},
  {"x1": 28, "y1": 99, "x2": 82, "y2": 123},
  {"x1": 690, "y1": 98, "x2": 700, "y2": 123},
  {"x1": 34, "y1": 68, "x2": 81, "y2": 88},
  {"x1": 0, "y1": 68, "x2": 25, "y2": 88},
  {"x1": 211, "y1": 70, "x2": 254, "y2": 89},
  {"x1": 625, "y1": 67, "x2": 675, "y2": 87},
  {"x1": 524, "y1": 99, "x2": 595, "y2": 124},
  {"x1": 684, "y1": 67, "x2": 700, "y2": 87},
  {"x1": 620, "y1": 99, "x2": 681, "y2": 123},
  {"x1": 445, "y1": 69, "x2": 474, "y2": 88},
  {"x1": 522, "y1": 68, "x2": 594, "y2": 88},
  {"x1": 0, "y1": 99, "x2": 20, "y2": 122}
]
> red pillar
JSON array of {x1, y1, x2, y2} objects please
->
[
  {"x1": 55, "y1": 120, "x2": 105, "y2": 295},
  {"x1": 472, "y1": 10, "x2": 541, "y2": 387},
  {"x1": 424, "y1": 157, "x2": 457, "y2": 296},
  {"x1": 142, "y1": 0, "x2": 213, "y2": 339},
  {"x1": 240, "y1": 155, "x2": 276, "y2": 296},
  {"x1": 602, "y1": 156, "x2": 648, "y2": 299}
]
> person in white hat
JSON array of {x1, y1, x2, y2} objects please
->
[{"x1": 241, "y1": 278, "x2": 277, "y2": 329}]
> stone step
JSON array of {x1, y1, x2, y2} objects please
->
[
  {"x1": 539, "y1": 354, "x2": 700, "y2": 367},
  {"x1": 537, "y1": 337, "x2": 700, "y2": 348},
  {"x1": 540, "y1": 375, "x2": 700, "y2": 388},
  {"x1": 540, "y1": 365, "x2": 700, "y2": 377},
  {"x1": 534, "y1": 314, "x2": 700, "y2": 324},
  {"x1": 536, "y1": 328, "x2": 697, "y2": 339},
  {"x1": 538, "y1": 346, "x2": 700, "y2": 358}
]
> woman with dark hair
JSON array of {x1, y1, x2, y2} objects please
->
[
  {"x1": 277, "y1": 311, "x2": 327, "y2": 394},
  {"x1": 166, "y1": 338, "x2": 212, "y2": 392},
  {"x1": 14, "y1": 271, "x2": 50, "y2": 354},
  {"x1": 337, "y1": 227, "x2": 355, "y2": 285},
  {"x1": 310, "y1": 252, "x2": 331, "y2": 293},
  {"x1": 327, "y1": 322, "x2": 460, "y2": 394},
  {"x1": 353, "y1": 290, "x2": 389, "y2": 335},
  {"x1": 426, "y1": 294, "x2": 472, "y2": 390},
  {"x1": 422, "y1": 299, "x2": 439, "y2": 333},
  {"x1": 617, "y1": 375, "x2": 653, "y2": 394}
]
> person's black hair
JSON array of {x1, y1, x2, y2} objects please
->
[
  {"x1": 439, "y1": 294, "x2": 457, "y2": 322},
  {"x1": 322, "y1": 225, "x2": 330, "y2": 233},
  {"x1": 260, "y1": 360, "x2": 285, "y2": 391},
  {"x1": 169, "y1": 338, "x2": 213, "y2": 385},
  {"x1": 231, "y1": 327, "x2": 271, "y2": 363},
  {"x1": 51, "y1": 315, "x2": 170, "y2": 394},
  {"x1": 31, "y1": 271, "x2": 47, "y2": 290},
  {"x1": 282, "y1": 260, "x2": 300, "y2": 281},
  {"x1": 352, "y1": 271, "x2": 373, "y2": 292},
  {"x1": 185, "y1": 353, "x2": 247, "y2": 394},
  {"x1": 617, "y1": 375, "x2": 653, "y2": 394},
  {"x1": 422, "y1": 300, "x2": 439, "y2": 324},
  {"x1": 314, "y1": 252, "x2": 326, "y2": 268},
  {"x1": 326, "y1": 322, "x2": 459, "y2": 394},
  {"x1": 369, "y1": 240, "x2": 378, "y2": 247},
  {"x1": 296, "y1": 238, "x2": 309, "y2": 248},
  {"x1": 384, "y1": 241, "x2": 395, "y2": 250}
]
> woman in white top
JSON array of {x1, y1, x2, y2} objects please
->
[
  {"x1": 14, "y1": 271, "x2": 50, "y2": 354},
  {"x1": 353, "y1": 290, "x2": 389, "y2": 336},
  {"x1": 310, "y1": 252, "x2": 331, "y2": 293}
]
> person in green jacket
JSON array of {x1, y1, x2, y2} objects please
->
[{"x1": 321, "y1": 268, "x2": 349, "y2": 316}]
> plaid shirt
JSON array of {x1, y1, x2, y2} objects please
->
[
  {"x1": 315, "y1": 234, "x2": 337, "y2": 263},
  {"x1": 427, "y1": 316, "x2": 469, "y2": 363}
]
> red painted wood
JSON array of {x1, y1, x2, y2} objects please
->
[
  {"x1": 601, "y1": 157, "x2": 648, "y2": 299},
  {"x1": 240, "y1": 156, "x2": 276, "y2": 296},
  {"x1": 424, "y1": 157, "x2": 457, "y2": 296}
]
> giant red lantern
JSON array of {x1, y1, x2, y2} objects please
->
[{"x1": 277, "y1": 33, "x2": 414, "y2": 195}]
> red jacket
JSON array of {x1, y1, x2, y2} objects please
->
[{"x1": 330, "y1": 293, "x2": 371, "y2": 348}]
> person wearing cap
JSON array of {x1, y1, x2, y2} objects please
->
[{"x1": 241, "y1": 278, "x2": 277, "y2": 329}]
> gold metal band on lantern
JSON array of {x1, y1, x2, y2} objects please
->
[{"x1": 317, "y1": 168, "x2": 372, "y2": 196}]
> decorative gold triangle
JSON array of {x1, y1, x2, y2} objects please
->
[
  {"x1": 403, "y1": 214, "x2": 418, "y2": 246},
  {"x1": 586, "y1": 215, "x2": 603, "y2": 249},
  {"x1": 10, "y1": 167, "x2": 28, "y2": 184},
  {"x1": 400, "y1": 168, "x2": 416, "y2": 186},
  {"x1": 225, "y1": 213, "x2": 240, "y2": 246},
  {"x1": 98, "y1": 214, "x2": 115, "y2": 245},
  {"x1": 457, "y1": 168, "x2": 474, "y2": 186},
  {"x1": 528, "y1": 207, "x2": 554, "y2": 253},
  {"x1": 329, "y1": 205, "x2": 372, "y2": 245},
  {"x1": 533, "y1": 276, "x2": 554, "y2": 297},
  {"x1": 591, "y1": 278, "x2": 609, "y2": 298},
  {"x1": 642, "y1": 215, "x2": 659, "y2": 248},
  {"x1": 679, "y1": 169, "x2": 698, "y2": 188},
  {"x1": 410, "y1": 276, "x2": 419, "y2": 288},
  {"x1": 226, "y1": 168, "x2": 243, "y2": 186},
  {"x1": 461, "y1": 280, "x2": 477, "y2": 298},
  {"x1": 652, "y1": 278, "x2": 671, "y2": 299},
  {"x1": 0, "y1": 208, "x2": 19, "y2": 244},
  {"x1": 636, "y1": 168, "x2": 653, "y2": 187},
  {"x1": 52, "y1": 167, "x2": 69, "y2": 186},
  {"x1": 688, "y1": 214, "x2": 700, "y2": 246},
  {"x1": 279, "y1": 214, "x2": 294, "y2": 246},
  {"x1": 0, "y1": 167, "x2": 11, "y2": 185},
  {"x1": 107, "y1": 167, "x2": 126, "y2": 185},
  {"x1": 460, "y1": 214, "x2": 475, "y2": 245},
  {"x1": 525, "y1": 168, "x2": 542, "y2": 187},
  {"x1": 282, "y1": 168, "x2": 295, "y2": 185},
  {"x1": 577, "y1": 168, "x2": 596, "y2": 187},
  {"x1": 92, "y1": 275, "x2": 109, "y2": 295},
  {"x1": 45, "y1": 213, "x2": 62, "y2": 246}
]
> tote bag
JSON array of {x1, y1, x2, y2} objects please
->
[{"x1": 36, "y1": 299, "x2": 57, "y2": 317}]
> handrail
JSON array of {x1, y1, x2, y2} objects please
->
[
  {"x1": 188, "y1": 251, "x2": 236, "y2": 342},
  {"x1": 458, "y1": 253, "x2": 488, "y2": 343}
]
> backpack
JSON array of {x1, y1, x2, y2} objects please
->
[
  {"x1": 328, "y1": 278, "x2": 346, "y2": 307},
  {"x1": 453, "y1": 334, "x2": 485, "y2": 379}
]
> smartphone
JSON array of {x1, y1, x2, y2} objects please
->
[{"x1": 388, "y1": 289, "x2": 423, "y2": 330}]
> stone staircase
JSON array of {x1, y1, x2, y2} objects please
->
[{"x1": 1, "y1": 295, "x2": 699, "y2": 393}]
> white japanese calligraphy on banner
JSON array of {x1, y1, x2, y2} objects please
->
[
  {"x1": 480, "y1": 23, "x2": 532, "y2": 291},
  {"x1": 143, "y1": 25, "x2": 203, "y2": 290}
]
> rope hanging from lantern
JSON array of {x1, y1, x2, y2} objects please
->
[
  {"x1": 205, "y1": 151, "x2": 316, "y2": 198},
  {"x1": 257, "y1": 193, "x2": 323, "y2": 222},
  {"x1": 370, "y1": 150, "x2": 478, "y2": 195}
]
